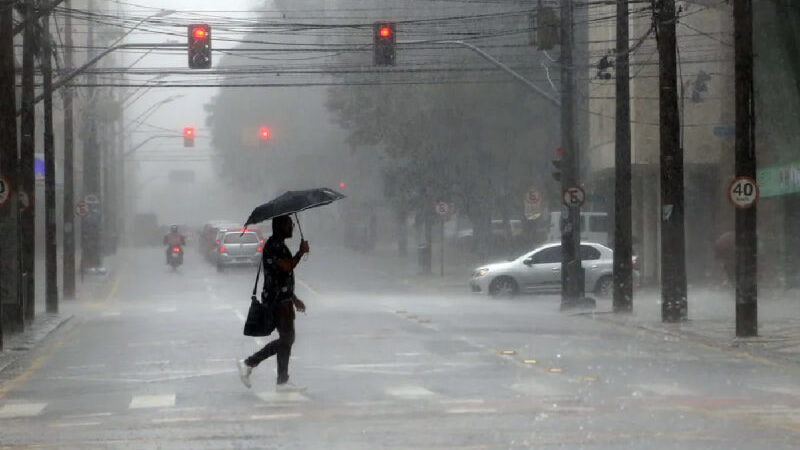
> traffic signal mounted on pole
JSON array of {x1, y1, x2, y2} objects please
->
[
  {"x1": 183, "y1": 127, "x2": 195, "y2": 147},
  {"x1": 188, "y1": 24, "x2": 212, "y2": 69},
  {"x1": 552, "y1": 148, "x2": 563, "y2": 182},
  {"x1": 259, "y1": 126, "x2": 271, "y2": 143},
  {"x1": 373, "y1": 22, "x2": 396, "y2": 66}
]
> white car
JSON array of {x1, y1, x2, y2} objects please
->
[{"x1": 470, "y1": 242, "x2": 635, "y2": 297}]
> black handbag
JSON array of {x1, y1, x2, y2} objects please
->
[{"x1": 243, "y1": 260, "x2": 276, "y2": 337}]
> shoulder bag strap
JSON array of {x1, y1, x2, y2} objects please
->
[{"x1": 251, "y1": 258, "x2": 263, "y2": 298}]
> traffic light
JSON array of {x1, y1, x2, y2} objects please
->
[
  {"x1": 188, "y1": 24, "x2": 212, "y2": 69},
  {"x1": 259, "y1": 126, "x2": 271, "y2": 142},
  {"x1": 373, "y1": 22, "x2": 396, "y2": 66},
  {"x1": 552, "y1": 148, "x2": 563, "y2": 182},
  {"x1": 183, "y1": 127, "x2": 195, "y2": 147},
  {"x1": 339, "y1": 182, "x2": 346, "y2": 189}
]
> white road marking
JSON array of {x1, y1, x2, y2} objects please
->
[
  {"x1": 439, "y1": 399, "x2": 486, "y2": 405},
  {"x1": 157, "y1": 407, "x2": 204, "y2": 414},
  {"x1": 65, "y1": 364, "x2": 106, "y2": 370},
  {"x1": 256, "y1": 391, "x2": 310, "y2": 403},
  {"x1": 134, "y1": 360, "x2": 170, "y2": 366},
  {"x1": 212, "y1": 304, "x2": 232, "y2": 310},
  {"x1": 156, "y1": 307, "x2": 177, "y2": 313},
  {"x1": 49, "y1": 421, "x2": 101, "y2": 428},
  {"x1": 386, "y1": 386, "x2": 435, "y2": 399},
  {"x1": 296, "y1": 278, "x2": 317, "y2": 297},
  {"x1": 250, "y1": 413, "x2": 302, "y2": 420},
  {"x1": 206, "y1": 358, "x2": 237, "y2": 363},
  {"x1": 446, "y1": 408, "x2": 498, "y2": 414},
  {"x1": 152, "y1": 417, "x2": 203, "y2": 424},
  {"x1": 62, "y1": 412, "x2": 112, "y2": 419},
  {"x1": 254, "y1": 337, "x2": 267, "y2": 346},
  {"x1": 129, "y1": 394, "x2": 176, "y2": 409},
  {"x1": 395, "y1": 352, "x2": 422, "y2": 357},
  {"x1": 233, "y1": 310, "x2": 246, "y2": 323},
  {"x1": 101, "y1": 311, "x2": 121, "y2": 317},
  {"x1": 760, "y1": 386, "x2": 800, "y2": 397},
  {"x1": 634, "y1": 383, "x2": 696, "y2": 397},
  {"x1": 0, "y1": 403, "x2": 47, "y2": 419},
  {"x1": 344, "y1": 400, "x2": 395, "y2": 407}
]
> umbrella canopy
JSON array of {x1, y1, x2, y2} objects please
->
[{"x1": 243, "y1": 188, "x2": 346, "y2": 231}]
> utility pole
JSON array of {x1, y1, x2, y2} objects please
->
[
  {"x1": 20, "y1": 0, "x2": 36, "y2": 323},
  {"x1": 42, "y1": 2, "x2": 58, "y2": 312},
  {"x1": 81, "y1": 0, "x2": 103, "y2": 272},
  {"x1": 734, "y1": 0, "x2": 757, "y2": 336},
  {"x1": 559, "y1": 0, "x2": 584, "y2": 309},
  {"x1": 613, "y1": 0, "x2": 633, "y2": 312},
  {"x1": 0, "y1": 0, "x2": 21, "y2": 345},
  {"x1": 655, "y1": 0, "x2": 687, "y2": 322},
  {"x1": 62, "y1": 0, "x2": 76, "y2": 299}
]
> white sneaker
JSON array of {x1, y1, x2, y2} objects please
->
[
  {"x1": 275, "y1": 381, "x2": 306, "y2": 393},
  {"x1": 237, "y1": 360, "x2": 252, "y2": 389}
]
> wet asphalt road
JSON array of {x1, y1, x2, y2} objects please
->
[{"x1": 1, "y1": 244, "x2": 800, "y2": 449}]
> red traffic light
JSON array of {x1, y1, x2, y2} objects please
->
[
  {"x1": 378, "y1": 26, "x2": 392, "y2": 38},
  {"x1": 259, "y1": 126, "x2": 271, "y2": 140},
  {"x1": 192, "y1": 26, "x2": 208, "y2": 41},
  {"x1": 183, "y1": 127, "x2": 195, "y2": 137}
]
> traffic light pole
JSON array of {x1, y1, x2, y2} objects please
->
[
  {"x1": 733, "y1": 0, "x2": 757, "y2": 337},
  {"x1": 613, "y1": 0, "x2": 633, "y2": 312},
  {"x1": 559, "y1": 0, "x2": 584, "y2": 309},
  {"x1": 655, "y1": 0, "x2": 688, "y2": 322}
]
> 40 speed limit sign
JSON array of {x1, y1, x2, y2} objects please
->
[{"x1": 728, "y1": 176, "x2": 759, "y2": 209}]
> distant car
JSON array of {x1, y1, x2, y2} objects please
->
[
  {"x1": 200, "y1": 221, "x2": 240, "y2": 257},
  {"x1": 216, "y1": 231, "x2": 262, "y2": 272},
  {"x1": 470, "y1": 242, "x2": 638, "y2": 298}
]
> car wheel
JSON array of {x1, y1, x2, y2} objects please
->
[
  {"x1": 489, "y1": 276, "x2": 518, "y2": 298},
  {"x1": 595, "y1": 276, "x2": 613, "y2": 298}
]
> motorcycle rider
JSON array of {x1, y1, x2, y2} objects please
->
[{"x1": 163, "y1": 225, "x2": 186, "y2": 264}]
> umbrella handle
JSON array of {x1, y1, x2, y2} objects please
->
[{"x1": 294, "y1": 213, "x2": 309, "y2": 260}]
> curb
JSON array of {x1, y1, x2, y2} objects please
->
[
  {"x1": 579, "y1": 311, "x2": 800, "y2": 369},
  {"x1": 0, "y1": 314, "x2": 74, "y2": 375}
]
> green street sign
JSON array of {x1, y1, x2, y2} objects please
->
[{"x1": 757, "y1": 161, "x2": 800, "y2": 197}]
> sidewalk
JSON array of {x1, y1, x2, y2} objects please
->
[
  {"x1": 1, "y1": 252, "x2": 122, "y2": 373},
  {"x1": 583, "y1": 286, "x2": 800, "y2": 366}
]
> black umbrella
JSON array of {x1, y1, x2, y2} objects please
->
[{"x1": 243, "y1": 187, "x2": 346, "y2": 239}]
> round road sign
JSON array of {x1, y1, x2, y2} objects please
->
[
  {"x1": 728, "y1": 177, "x2": 759, "y2": 209},
  {"x1": 435, "y1": 201, "x2": 449, "y2": 216},
  {"x1": 0, "y1": 175, "x2": 10, "y2": 206},
  {"x1": 562, "y1": 186, "x2": 586, "y2": 208},
  {"x1": 75, "y1": 201, "x2": 89, "y2": 217}
]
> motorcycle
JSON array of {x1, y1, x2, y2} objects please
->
[{"x1": 169, "y1": 246, "x2": 184, "y2": 269}]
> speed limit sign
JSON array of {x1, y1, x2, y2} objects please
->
[
  {"x1": 728, "y1": 177, "x2": 759, "y2": 209},
  {"x1": 0, "y1": 175, "x2": 10, "y2": 207}
]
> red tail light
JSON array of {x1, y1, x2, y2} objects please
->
[
  {"x1": 260, "y1": 239, "x2": 265, "y2": 244},
  {"x1": 172, "y1": 247, "x2": 180, "y2": 252},
  {"x1": 257, "y1": 246, "x2": 263, "y2": 252},
  {"x1": 215, "y1": 240, "x2": 220, "y2": 245},
  {"x1": 219, "y1": 246, "x2": 226, "y2": 253}
]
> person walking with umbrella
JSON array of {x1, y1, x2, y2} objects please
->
[
  {"x1": 238, "y1": 215, "x2": 309, "y2": 391},
  {"x1": 236, "y1": 188, "x2": 345, "y2": 391}
]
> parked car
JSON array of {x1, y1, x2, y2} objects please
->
[
  {"x1": 216, "y1": 231, "x2": 263, "y2": 272},
  {"x1": 470, "y1": 242, "x2": 639, "y2": 298}
]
